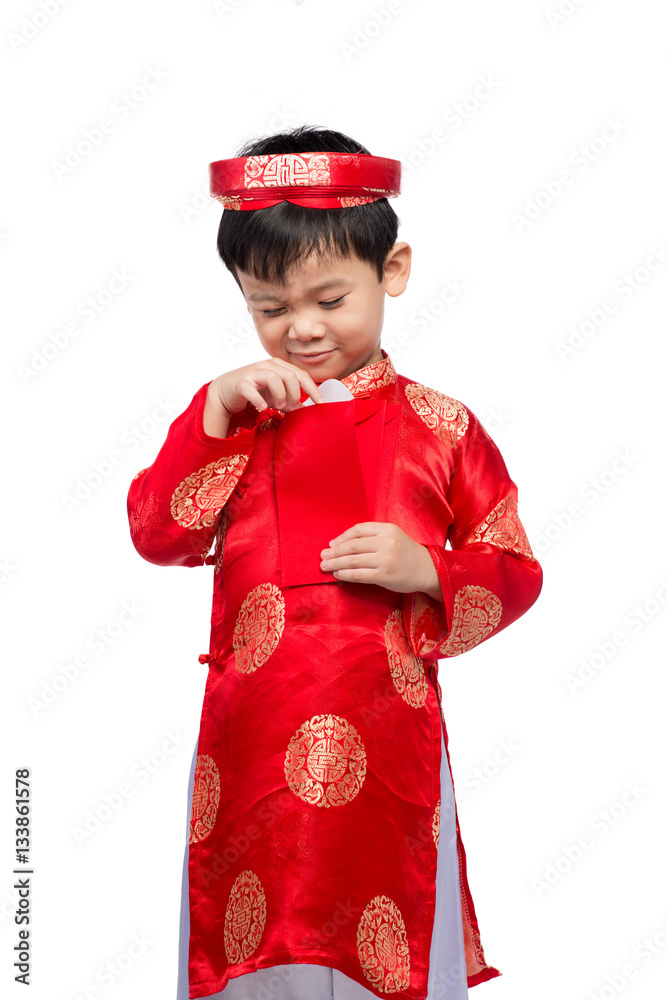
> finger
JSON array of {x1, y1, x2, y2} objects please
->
[
  {"x1": 268, "y1": 357, "x2": 325, "y2": 404},
  {"x1": 328, "y1": 523, "x2": 384, "y2": 547},
  {"x1": 321, "y1": 538, "x2": 380, "y2": 559},
  {"x1": 326, "y1": 565, "x2": 379, "y2": 584},
  {"x1": 237, "y1": 377, "x2": 276, "y2": 412},
  {"x1": 321, "y1": 551, "x2": 381, "y2": 572}
]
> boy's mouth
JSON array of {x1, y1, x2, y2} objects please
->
[{"x1": 289, "y1": 349, "x2": 335, "y2": 364}]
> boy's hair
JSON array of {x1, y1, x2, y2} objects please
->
[{"x1": 216, "y1": 125, "x2": 400, "y2": 291}]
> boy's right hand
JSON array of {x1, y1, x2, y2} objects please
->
[{"x1": 203, "y1": 358, "x2": 326, "y2": 438}]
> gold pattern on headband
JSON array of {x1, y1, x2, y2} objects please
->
[
  {"x1": 189, "y1": 754, "x2": 221, "y2": 845},
  {"x1": 463, "y1": 493, "x2": 536, "y2": 560},
  {"x1": 357, "y1": 894, "x2": 411, "y2": 993},
  {"x1": 439, "y1": 585, "x2": 502, "y2": 656},
  {"x1": 284, "y1": 714, "x2": 367, "y2": 808},
  {"x1": 384, "y1": 608, "x2": 428, "y2": 708},
  {"x1": 245, "y1": 153, "x2": 331, "y2": 189},
  {"x1": 340, "y1": 195, "x2": 376, "y2": 207},
  {"x1": 215, "y1": 194, "x2": 242, "y2": 210},
  {"x1": 171, "y1": 453, "x2": 250, "y2": 529},
  {"x1": 223, "y1": 870, "x2": 267, "y2": 965},
  {"x1": 404, "y1": 384, "x2": 469, "y2": 448},
  {"x1": 432, "y1": 799, "x2": 440, "y2": 850},
  {"x1": 340, "y1": 352, "x2": 397, "y2": 395},
  {"x1": 233, "y1": 583, "x2": 285, "y2": 673}
]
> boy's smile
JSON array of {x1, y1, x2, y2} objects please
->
[{"x1": 235, "y1": 242, "x2": 411, "y2": 382}]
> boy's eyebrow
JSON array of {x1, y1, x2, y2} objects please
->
[{"x1": 247, "y1": 279, "x2": 347, "y2": 303}]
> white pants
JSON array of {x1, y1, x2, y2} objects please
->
[{"x1": 176, "y1": 711, "x2": 469, "y2": 1000}]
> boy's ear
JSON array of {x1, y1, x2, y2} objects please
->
[{"x1": 384, "y1": 242, "x2": 411, "y2": 297}]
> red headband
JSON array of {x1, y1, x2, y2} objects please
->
[{"x1": 209, "y1": 151, "x2": 401, "y2": 210}]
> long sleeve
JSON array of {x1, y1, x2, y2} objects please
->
[
  {"x1": 126, "y1": 383, "x2": 259, "y2": 567},
  {"x1": 403, "y1": 407, "x2": 543, "y2": 659}
]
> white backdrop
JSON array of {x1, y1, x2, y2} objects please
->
[{"x1": 2, "y1": 1, "x2": 666, "y2": 999}]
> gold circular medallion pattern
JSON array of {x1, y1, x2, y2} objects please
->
[
  {"x1": 284, "y1": 714, "x2": 367, "y2": 808},
  {"x1": 189, "y1": 754, "x2": 221, "y2": 845},
  {"x1": 233, "y1": 583, "x2": 285, "y2": 673},
  {"x1": 404, "y1": 383, "x2": 469, "y2": 447},
  {"x1": 432, "y1": 799, "x2": 440, "y2": 850},
  {"x1": 357, "y1": 894, "x2": 411, "y2": 993},
  {"x1": 440, "y1": 585, "x2": 503, "y2": 656},
  {"x1": 223, "y1": 869, "x2": 267, "y2": 965},
  {"x1": 170, "y1": 453, "x2": 249, "y2": 530},
  {"x1": 463, "y1": 493, "x2": 535, "y2": 560},
  {"x1": 384, "y1": 609, "x2": 428, "y2": 708}
]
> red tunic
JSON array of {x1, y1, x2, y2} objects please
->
[{"x1": 126, "y1": 350, "x2": 543, "y2": 999}]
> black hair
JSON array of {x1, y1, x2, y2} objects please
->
[{"x1": 215, "y1": 124, "x2": 400, "y2": 291}]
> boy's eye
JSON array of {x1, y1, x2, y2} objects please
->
[{"x1": 261, "y1": 296, "x2": 346, "y2": 317}]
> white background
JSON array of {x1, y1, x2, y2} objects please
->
[{"x1": 1, "y1": 1, "x2": 666, "y2": 998}]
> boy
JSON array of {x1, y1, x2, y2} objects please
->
[{"x1": 127, "y1": 125, "x2": 543, "y2": 1000}]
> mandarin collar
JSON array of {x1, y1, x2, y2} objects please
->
[{"x1": 338, "y1": 349, "x2": 396, "y2": 397}]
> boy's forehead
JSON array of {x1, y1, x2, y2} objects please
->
[{"x1": 240, "y1": 252, "x2": 371, "y2": 300}]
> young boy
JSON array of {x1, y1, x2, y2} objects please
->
[{"x1": 127, "y1": 126, "x2": 543, "y2": 1000}]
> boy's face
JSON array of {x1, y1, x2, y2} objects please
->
[{"x1": 236, "y1": 242, "x2": 411, "y2": 382}]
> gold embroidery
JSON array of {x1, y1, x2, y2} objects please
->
[
  {"x1": 245, "y1": 153, "x2": 331, "y2": 189},
  {"x1": 404, "y1": 383, "x2": 469, "y2": 447},
  {"x1": 132, "y1": 467, "x2": 149, "y2": 481},
  {"x1": 223, "y1": 870, "x2": 267, "y2": 965},
  {"x1": 340, "y1": 195, "x2": 376, "y2": 207},
  {"x1": 189, "y1": 754, "x2": 221, "y2": 845},
  {"x1": 357, "y1": 895, "x2": 411, "y2": 993},
  {"x1": 214, "y1": 509, "x2": 227, "y2": 574},
  {"x1": 284, "y1": 714, "x2": 367, "y2": 808},
  {"x1": 463, "y1": 493, "x2": 535, "y2": 560},
  {"x1": 170, "y1": 453, "x2": 250, "y2": 530},
  {"x1": 233, "y1": 583, "x2": 285, "y2": 673},
  {"x1": 440, "y1": 585, "x2": 502, "y2": 656},
  {"x1": 340, "y1": 351, "x2": 396, "y2": 396},
  {"x1": 384, "y1": 609, "x2": 428, "y2": 708},
  {"x1": 432, "y1": 799, "x2": 440, "y2": 850},
  {"x1": 214, "y1": 194, "x2": 242, "y2": 210}
]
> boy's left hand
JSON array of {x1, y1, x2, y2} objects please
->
[{"x1": 320, "y1": 522, "x2": 443, "y2": 600}]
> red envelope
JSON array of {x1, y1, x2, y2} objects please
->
[{"x1": 274, "y1": 398, "x2": 387, "y2": 586}]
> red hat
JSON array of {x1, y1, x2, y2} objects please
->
[{"x1": 209, "y1": 151, "x2": 401, "y2": 210}]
